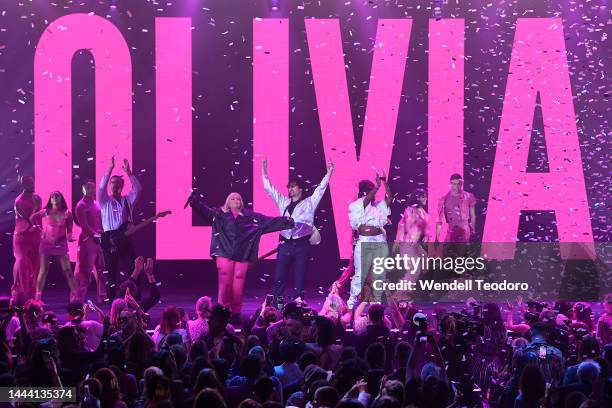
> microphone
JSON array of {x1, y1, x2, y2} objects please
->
[{"x1": 183, "y1": 192, "x2": 194, "y2": 209}]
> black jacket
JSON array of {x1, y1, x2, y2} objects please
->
[{"x1": 190, "y1": 197, "x2": 294, "y2": 262}]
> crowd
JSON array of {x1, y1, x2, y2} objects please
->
[{"x1": 1, "y1": 289, "x2": 611, "y2": 408}]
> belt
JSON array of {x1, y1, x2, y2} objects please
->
[{"x1": 279, "y1": 235, "x2": 310, "y2": 243}]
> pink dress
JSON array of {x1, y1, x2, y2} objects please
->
[
  {"x1": 30, "y1": 209, "x2": 73, "y2": 256},
  {"x1": 11, "y1": 193, "x2": 42, "y2": 304}
]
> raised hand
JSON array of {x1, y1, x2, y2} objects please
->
[
  {"x1": 262, "y1": 157, "x2": 268, "y2": 176},
  {"x1": 108, "y1": 156, "x2": 115, "y2": 173},
  {"x1": 134, "y1": 256, "x2": 145, "y2": 273},
  {"x1": 326, "y1": 159, "x2": 334, "y2": 175},
  {"x1": 145, "y1": 257, "x2": 155, "y2": 278},
  {"x1": 122, "y1": 159, "x2": 132, "y2": 175},
  {"x1": 375, "y1": 172, "x2": 382, "y2": 188}
]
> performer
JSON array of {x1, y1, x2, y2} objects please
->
[
  {"x1": 74, "y1": 179, "x2": 107, "y2": 303},
  {"x1": 187, "y1": 191, "x2": 294, "y2": 319},
  {"x1": 435, "y1": 173, "x2": 476, "y2": 243},
  {"x1": 11, "y1": 174, "x2": 42, "y2": 306},
  {"x1": 98, "y1": 156, "x2": 142, "y2": 299},
  {"x1": 392, "y1": 188, "x2": 429, "y2": 300},
  {"x1": 396, "y1": 188, "x2": 429, "y2": 244},
  {"x1": 31, "y1": 191, "x2": 77, "y2": 301},
  {"x1": 347, "y1": 172, "x2": 392, "y2": 309},
  {"x1": 261, "y1": 157, "x2": 334, "y2": 300}
]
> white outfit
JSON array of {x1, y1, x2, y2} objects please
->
[
  {"x1": 98, "y1": 173, "x2": 142, "y2": 232},
  {"x1": 262, "y1": 173, "x2": 330, "y2": 239},
  {"x1": 347, "y1": 197, "x2": 390, "y2": 308}
]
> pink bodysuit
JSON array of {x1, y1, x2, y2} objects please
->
[{"x1": 30, "y1": 209, "x2": 73, "y2": 256}]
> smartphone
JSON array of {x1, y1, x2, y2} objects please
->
[
  {"x1": 87, "y1": 300, "x2": 96, "y2": 310},
  {"x1": 265, "y1": 294, "x2": 274, "y2": 307},
  {"x1": 539, "y1": 345, "x2": 547, "y2": 359},
  {"x1": 419, "y1": 336, "x2": 428, "y2": 343}
]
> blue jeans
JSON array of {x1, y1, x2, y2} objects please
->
[{"x1": 272, "y1": 238, "x2": 311, "y2": 299}]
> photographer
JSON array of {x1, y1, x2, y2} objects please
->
[
  {"x1": 63, "y1": 300, "x2": 104, "y2": 352},
  {"x1": 405, "y1": 312, "x2": 446, "y2": 385}
]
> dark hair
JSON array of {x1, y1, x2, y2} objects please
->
[
  {"x1": 286, "y1": 178, "x2": 306, "y2": 190},
  {"x1": 394, "y1": 342, "x2": 411, "y2": 367},
  {"x1": 159, "y1": 306, "x2": 180, "y2": 335},
  {"x1": 314, "y1": 386, "x2": 340, "y2": 408},
  {"x1": 373, "y1": 396, "x2": 401, "y2": 408},
  {"x1": 241, "y1": 354, "x2": 263, "y2": 380},
  {"x1": 66, "y1": 301, "x2": 85, "y2": 318},
  {"x1": 368, "y1": 304, "x2": 385, "y2": 324},
  {"x1": 193, "y1": 368, "x2": 224, "y2": 397},
  {"x1": 279, "y1": 338, "x2": 304, "y2": 363},
  {"x1": 298, "y1": 351, "x2": 318, "y2": 371},
  {"x1": 365, "y1": 342, "x2": 386, "y2": 369},
  {"x1": 253, "y1": 377, "x2": 275, "y2": 402},
  {"x1": 450, "y1": 173, "x2": 462, "y2": 181},
  {"x1": 45, "y1": 191, "x2": 68, "y2": 211},
  {"x1": 408, "y1": 188, "x2": 427, "y2": 207},
  {"x1": 193, "y1": 388, "x2": 226, "y2": 408},
  {"x1": 314, "y1": 316, "x2": 335, "y2": 347},
  {"x1": 93, "y1": 368, "x2": 122, "y2": 408},
  {"x1": 358, "y1": 180, "x2": 376, "y2": 198},
  {"x1": 519, "y1": 365, "x2": 546, "y2": 402}
]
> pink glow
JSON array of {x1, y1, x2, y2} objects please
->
[
  {"x1": 34, "y1": 13, "x2": 132, "y2": 261},
  {"x1": 253, "y1": 18, "x2": 289, "y2": 258},
  {"x1": 482, "y1": 18, "x2": 594, "y2": 259},
  {"x1": 155, "y1": 17, "x2": 213, "y2": 259},
  {"x1": 306, "y1": 19, "x2": 412, "y2": 258},
  {"x1": 427, "y1": 19, "x2": 465, "y2": 242}
]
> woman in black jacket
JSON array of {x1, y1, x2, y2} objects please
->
[{"x1": 188, "y1": 192, "x2": 294, "y2": 320}]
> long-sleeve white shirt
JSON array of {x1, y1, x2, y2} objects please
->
[
  {"x1": 98, "y1": 172, "x2": 142, "y2": 232},
  {"x1": 262, "y1": 172, "x2": 331, "y2": 239},
  {"x1": 348, "y1": 196, "x2": 390, "y2": 231}
]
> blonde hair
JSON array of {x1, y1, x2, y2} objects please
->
[{"x1": 221, "y1": 192, "x2": 244, "y2": 212}]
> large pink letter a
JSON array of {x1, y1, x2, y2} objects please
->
[{"x1": 483, "y1": 18, "x2": 594, "y2": 259}]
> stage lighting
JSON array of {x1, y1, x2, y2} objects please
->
[{"x1": 269, "y1": 0, "x2": 280, "y2": 11}]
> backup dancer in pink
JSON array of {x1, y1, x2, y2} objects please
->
[
  {"x1": 30, "y1": 191, "x2": 78, "y2": 301},
  {"x1": 74, "y1": 180, "x2": 107, "y2": 302},
  {"x1": 11, "y1": 175, "x2": 42, "y2": 306},
  {"x1": 392, "y1": 188, "x2": 429, "y2": 300}
]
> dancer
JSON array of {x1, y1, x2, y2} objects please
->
[
  {"x1": 347, "y1": 172, "x2": 392, "y2": 309},
  {"x1": 391, "y1": 188, "x2": 429, "y2": 300},
  {"x1": 11, "y1": 174, "x2": 42, "y2": 306},
  {"x1": 98, "y1": 156, "x2": 142, "y2": 299},
  {"x1": 187, "y1": 191, "x2": 294, "y2": 320},
  {"x1": 31, "y1": 191, "x2": 77, "y2": 301},
  {"x1": 74, "y1": 179, "x2": 107, "y2": 303},
  {"x1": 262, "y1": 157, "x2": 334, "y2": 300},
  {"x1": 435, "y1": 173, "x2": 476, "y2": 243}
]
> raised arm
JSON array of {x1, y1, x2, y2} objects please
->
[
  {"x1": 252, "y1": 212, "x2": 295, "y2": 234},
  {"x1": 363, "y1": 176, "x2": 381, "y2": 209},
  {"x1": 123, "y1": 159, "x2": 142, "y2": 206},
  {"x1": 188, "y1": 194, "x2": 219, "y2": 222},
  {"x1": 380, "y1": 171, "x2": 392, "y2": 206},
  {"x1": 309, "y1": 159, "x2": 334, "y2": 208},
  {"x1": 261, "y1": 158, "x2": 290, "y2": 210},
  {"x1": 98, "y1": 157, "x2": 114, "y2": 204}
]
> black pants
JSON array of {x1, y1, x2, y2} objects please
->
[
  {"x1": 101, "y1": 231, "x2": 135, "y2": 300},
  {"x1": 272, "y1": 238, "x2": 311, "y2": 299}
]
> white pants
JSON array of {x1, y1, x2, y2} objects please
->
[{"x1": 348, "y1": 234, "x2": 388, "y2": 309}]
